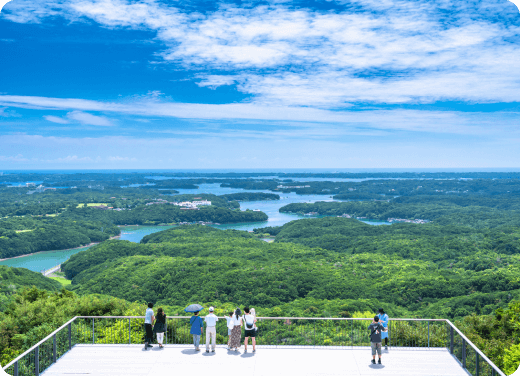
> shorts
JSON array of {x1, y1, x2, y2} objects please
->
[
  {"x1": 371, "y1": 342, "x2": 381, "y2": 356},
  {"x1": 245, "y1": 329, "x2": 256, "y2": 338}
]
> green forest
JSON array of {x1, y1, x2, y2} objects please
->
[
  {"x1": 0, "y1": 188, "x2": 270, "y2": 258},
  {"x1": 2, "y1": 172, "x2": 520, "y2": 374}
]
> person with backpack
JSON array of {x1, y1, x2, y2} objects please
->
[
  {"x1": 243, "y1": 307, "x2": 257, "y2": 353},
  {"x1": 368, "y1": 316, "x2": 387, "y2": 365}
]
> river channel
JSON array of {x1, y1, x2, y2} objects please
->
[{"x1": 0, "y1": 184, "x2": 389, "y2": 272}]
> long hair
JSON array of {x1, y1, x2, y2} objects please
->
[
  {"x1": 157, "y1": 307, "x2": 165, "y2": 318},
  {"x1": 235, "y1": 308, "x2": 241, "y2": 320}
]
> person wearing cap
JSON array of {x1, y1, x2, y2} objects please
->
[
  {"x1": 205, "y1": 306, "x2": 219, "y2": 353},
  {"x1": 377, "y1": 308, "x2": 389, "y2": 350}
]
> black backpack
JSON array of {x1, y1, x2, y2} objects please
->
[{"x1": 244, "y1": 315, "x2": 254, "y2": 329}]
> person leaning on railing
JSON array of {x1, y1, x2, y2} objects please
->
[
  {"x1": 154, "y1": 308, "x2": 167, "y2": 348},
  {"x1": 377, "y1": 308, "x2": 389, "y2": 350}
]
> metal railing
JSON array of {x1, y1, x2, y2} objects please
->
[{"x1": 2, "y1": 317, "x2": 506, "y2": 376}]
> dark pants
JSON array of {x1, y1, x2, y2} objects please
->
[{"x1": 144, "y1": 324, "x2": 153, "y2": 344}]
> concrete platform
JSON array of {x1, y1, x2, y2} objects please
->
[{"x1": 41, "y1": 345, "x2": 469, "y2": 376}]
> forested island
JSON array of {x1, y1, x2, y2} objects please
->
[{"x1": 0, "y1": 187, "x2": 270, "y2": 259}]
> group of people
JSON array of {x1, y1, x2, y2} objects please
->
[
  {"x1": 144, "y1": 303, "x2": 258, "y2": 353},
  {"x1": 144, "y1": 302, "x2": 390, "y2": 365}
]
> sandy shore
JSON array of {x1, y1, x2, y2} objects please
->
[{"x1": 0, "y1": 235, "x2": 121, "y2": 262}]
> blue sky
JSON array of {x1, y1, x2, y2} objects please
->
[{"x1": 1, "y1": 0, "x2": 520, "y2": 169}]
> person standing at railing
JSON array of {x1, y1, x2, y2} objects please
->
[
  {"x1": 228, "y1": 308, "x2": 243, "y2": 352},
  {"x1": 144, "y1": 303, "x2": 155, "y2": 349},
  {"x1": 250, "y1": 308, "x2": 258, "y2": 335},
  {"x1": 243, "y1": 307, "x2": 257, "y2": 353},
  {"x1": 377, "y1": 308, "x2": 389, "y2": 350},
  {"x1": 154, "y1": 308, "x2": 167, "y2": 349},
  {"x1": 226, "y1": 311, "x2": 234, "y2": 348},
  {"x1": 190, "y1": 310, "x2": 204, "y2": 351},
  {"x1": 205, "y1": 306, "x2": 218, "y2": 353},
  {"x1": 369, "y1": 316, "x2": 387, "y2": 365}
]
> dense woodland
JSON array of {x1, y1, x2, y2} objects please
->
[
  {"x1": 0, "y1": 188, "x2": 270, "y2": 258},
  {"x1": 1, "y1": 172, "x2": 520, "y2": 373}
]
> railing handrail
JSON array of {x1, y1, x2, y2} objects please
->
[
  {"x1": 2, "y1": 316, "x2": 79, "y2": 370},
  {"x1": 446, "y1": 320, "x2": 506, "y2": 376},
  {"x1": 74, "y1": 315, "x2": 446, "y2": 321}
]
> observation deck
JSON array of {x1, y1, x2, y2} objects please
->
[
  {"x1": 3, "y1": 316, "x2": 505, "y2": 376},
  {"x1": 42, "y1": 344, "x2": 468, "y2": 376}
]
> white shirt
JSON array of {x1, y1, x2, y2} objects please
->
[
  {"x1": 243, "y1": 314, "x2": 256, "y2": 330},
  {"x1": 229, "y1": 315, "x2": 242, "y2": 329},
  {"x1": 205, "y1": 313, "x2": 219, "y2": 327},
  {"x1": 145, "y1": 308, "x2": 154, "y2": 324}
]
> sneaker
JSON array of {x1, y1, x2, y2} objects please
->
[
  {"x1": 253, "y1": 349, "x2": 256, "y2": 353},
  {"x1": 385, "y1": 345, "x2": 388, "y2": 350},
  {"x1": 371, "y1": 359, "x2": 376, "y2": 365},
  {"x1": 211, "y1": 349, "x2": 215, "y2": 352},
  {"x1": 206, "y1": 350, "x2": 209, "y2": 353},
  {"x1": 244, "y1": 349, "x2": 248, "y2": 353},
  {"x1": 196, "y1": 348, "x2": 200, "y2": 351},
  {"x1": 147, "y1": 344, "x2": 153, "y2": 348},
  {"x1": 378, "y1": 359, "x2": 382, "y2": 364}
]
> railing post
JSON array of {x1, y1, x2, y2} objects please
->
[
  {"x1": 389, "y1": 320, "x2": 391, "y2": 348},
  {"x1": 68, "y1": 323, "x2": 72, "y2": 349},
  {"x1": 129, "y1": 318, "x2": 132, "y2": 345},
  {"x1": 92, "y1": 318, "x2": 95, "y2": 344},
  {"x1": 450, "y1": 326, "x2": 454, "y2": 354},
  {"x1": 13, "y1": 361, "x2": 18, "y2": 376},
  {"x1": 313, "y1": 320, "x2": 316, "y2": 347},
  {"x1": 35, "y1": 346, "x2": 40, "y2": 376},
  {"x1": 53, "y1": 334, "x2": 57, "y2": 363},
  {"x1": 476, "y1": 352, "x2": 480, "y2": 376},
  {"x1": 351, "y1": 320, "x2": 353, "y2": 348},
  {"x1": 462, "y1": 338, "x2": 466, "y2": 368},
  {"x1": 427, "y1": 321, "x2": 430, "y2": 348}
]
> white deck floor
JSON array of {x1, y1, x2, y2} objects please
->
[{"x1": 40, "y1": 344, "x2": 469, "y2": 376}]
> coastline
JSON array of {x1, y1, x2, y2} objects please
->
[{"x1": 0, "y1": 235, "x2": 121, "y2": 262}]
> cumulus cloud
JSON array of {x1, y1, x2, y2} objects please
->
[{"x1": 3, "y1": 0, "x2": 520, "y2": 107}]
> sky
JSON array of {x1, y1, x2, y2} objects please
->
[{"x1": 0, "y1": 0, "x2": 520, "y2": 170}]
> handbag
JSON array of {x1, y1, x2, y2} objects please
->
[{"x1": 243, "y1": 315, "x2": 254, "y2": 330}]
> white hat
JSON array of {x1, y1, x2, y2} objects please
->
[{"x1": 209, "y1": 306, "x2": 214, "y2": 312}]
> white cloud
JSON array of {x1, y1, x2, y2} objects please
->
[
  {"x1": 44, "y1": 115, "x2": 70, "y2": 124},
  {"x1": 2, "y1": 93, "x2": 520, "y2": 137},
  {"x1": 0, "y1": 153, "x2": 30, "y2": 162},
  {"x1": 3, "y1": 0, "x2": 520, "y2": 107},
  {"x1": 107, "y1": 155, "x2": 137, "y2": 161},
  {"x1": 66, "y1": 110, "x2": 114, "y2": 126},
  {"x1": 196, "y1": 75, "x2": 238, "y2": 89}
]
